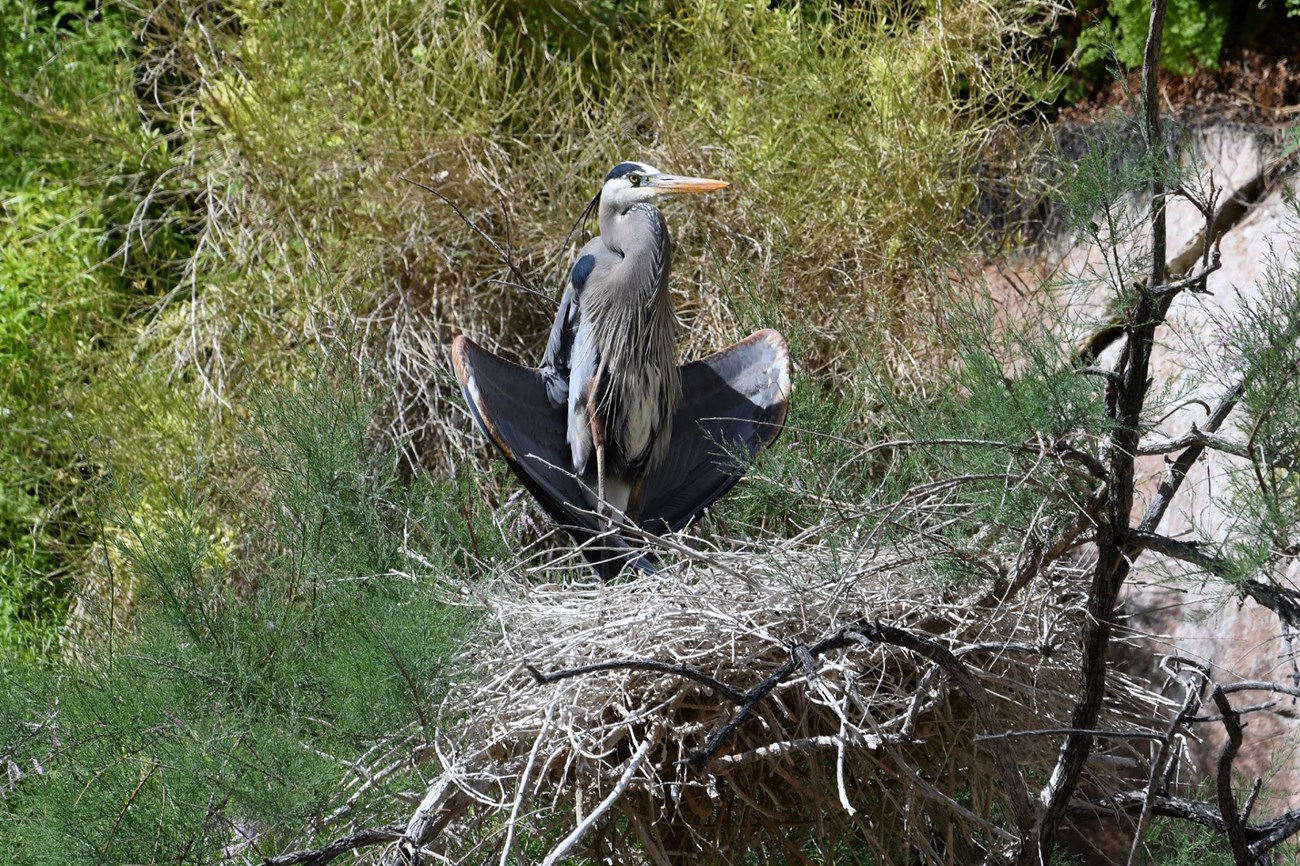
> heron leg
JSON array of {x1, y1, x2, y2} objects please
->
[
  {"x1": 596, "y1": 441, "x2": 607, "y2": 512},
  {"x1": 585, "y1": 383, "x2": 613, "y2": 524},
  {"x1": 627, "y1": 479, "x2": 645, "y2": 525}
]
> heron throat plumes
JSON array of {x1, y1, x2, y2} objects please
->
[{"x1": 586, "y1": 202, "x2": 681, "y2": 472}]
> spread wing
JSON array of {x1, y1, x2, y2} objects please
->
[
  {"x1": 452, "y1": 335, "x2": 654, "y2": 581},
  {"x1": 638, "y1": 329, "x2": 791, "y2": 533},
  {"x1": 453, "y1": 328, "x2": 791, "y2": 578}
]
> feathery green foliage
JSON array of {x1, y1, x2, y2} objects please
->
[
  {"x1": 1214, "y1": 237, "x2": 1300, "y2": 587},
  {"x1": 0, "y1": 1, "x2": 196, "y2": 661},
  {"x1": 0, "y1": 357, "x2": 483, "y2": 862}
]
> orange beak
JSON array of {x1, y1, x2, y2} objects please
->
[{"x1": 650, "y1": 174, "x2": 730, "y2": 195}]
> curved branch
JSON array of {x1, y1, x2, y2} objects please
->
[
  {"x1": 1136, "y1": 426, "x2": 1249, "y2": 458},
  {"x1": 265, "y1": 825, "x2": 404, "y2": 866},
  {"x1": 526, "y1": 660, "x2": 747, "y2": 705}
]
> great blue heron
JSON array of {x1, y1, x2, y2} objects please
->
[{"x1": 453, "y1": 160, "x2": 790, "y2": 579}]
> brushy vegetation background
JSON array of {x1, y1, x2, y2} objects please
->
[
  {"x1": 1, "y1": 0, "x2": 1049, "y2": 663},
  {"x1": 3, "y1": 0, "x2": 1298, "y2": 861}
]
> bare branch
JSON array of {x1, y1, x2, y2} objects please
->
[
  {"x1": 1078, "y1": 792, "x2": 1300, "y2": 858},
  {"x1": 1251, "y1": 808, "x2": 1300, "y2": 856},
  {"x1": 1216, "y1": 680, "x2": 1300, "y2": 701},
  {"x1": 839, "y1": 622, "x2": 1036, "y2": 835},
  {"x1": 1151, "y1": 245, "x2": 1222, "y2": 298},
  {"x1": 973, "y1": 727, "x2": 1166, "y2": 743},
  {"x1": 399, "y1": 175, "x2": 550, "y2": 305},
  {"x1": 1210, "y1": 688, "x2": 1252, "y2": 864},
  {"x1": 1128, "y1": 530, "x2": 1229, "y2": 574},
  {"x1": 539, "y1": 734, "x2": 656, "y2": 866},
  {"x1": 1136, "y1": 426, "x2": 1250, "y2": 458},
  {"x1": 264, "y1": 824, "x2": 404, "y2": 866},
  {"x1": 1074, "y1": 791, "x2": 1226, "y2": 834},
  {"x1": 1125, "y1": 662, "x2": 1210, "y2": 866},
  {"x1": 1137, "y1": 380, "x2": 1245, "y2": 534},
  {"x1": 1035, "y1": 4, "x2": 1174, "y2": 862}
]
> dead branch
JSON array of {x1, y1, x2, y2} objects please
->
[
  {"x1": 1150, "y1": 246, "x2": 1222, "y2": 298},
  {"x1": 398, "y1": 175, "x2": 549, "y2": 306},
  {"x1": 1137, "y1": 380, "x2": 1246, "y2": 535},
  {"x1": 263, "y1": 824, "x2": 404, "y2": 866},
  {"x1": 1033, "y1": 4, "x2": 1175, "y2": 862},
  {"x1": 1210, "y1": 687, "x2": 1252, "y2": 865},
  {"x1": 1136, "y1": 426, "x2": 1250, "y2": 458}
]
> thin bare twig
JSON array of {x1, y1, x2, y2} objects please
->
[
  {"x1": 1125, "y1": 661, "x2": 1210, "y2": 866},
  {"x1": 973, "y1": 727, "x2": 1166, "y2": 743},
  {"x1": 399, "y1": 175, "x2": 550, "y2": 305},
  {"x1": 1137, "y1": 381, "x2": 1245, "y2": 535},
  {"x1": 539, "y1": 733, "x2": 656, "y2": 866},
  {"x1": 1136, "y1": 426, "x2": 1250, "y2": 458}
]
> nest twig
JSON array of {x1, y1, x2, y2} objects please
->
[{"x1": 392, "y1": 542, "x2": 1160, "y2": 864}]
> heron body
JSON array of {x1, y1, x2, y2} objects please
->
[
  {"x1": 542, "y1": 161, "x2": 705, "y2": 519},
  {"x1": 453, "y1": 160, "x2": 790, "y2": 579}
]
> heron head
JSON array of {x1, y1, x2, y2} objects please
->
[{"x1": 598, "y1": 161, "x2": 729, "y2": 212}]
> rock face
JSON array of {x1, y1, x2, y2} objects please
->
[{"x1": 1034, "y1": 123, "x2": 1300, "y2": 842}]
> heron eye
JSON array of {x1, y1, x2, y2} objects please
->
[{"x1": 628, "y1": 173, "x2": 642, "y2": 187}]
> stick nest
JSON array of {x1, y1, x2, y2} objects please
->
[{"x1": 404, "y1": 546, "x2": 1157, "y2": 864}]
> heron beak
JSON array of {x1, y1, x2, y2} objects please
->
[{"x1": 651, "y1": 174, "x2": 729, "y2": 196}]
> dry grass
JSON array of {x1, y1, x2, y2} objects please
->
[
  {"x1": 119, "y1": 0, "x2": 1059, "y2": 480},
  {"x1": 388, "y1": 534, "x2": 1160, "y2": 864}
]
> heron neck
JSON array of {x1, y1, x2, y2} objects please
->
[{"x1": 599, "y1": 199, "x2": 666, "y2": 260}]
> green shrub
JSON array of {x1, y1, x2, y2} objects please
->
[
  {"x1": 0, "y1": 358, "x2": 486, "y2": 862},
  {"x1": 0, "y1": 1, "x2": 156, "y2": 661},
  {"x1": 1076, "y1": 0, "x2": 1230, "y2": 78}
]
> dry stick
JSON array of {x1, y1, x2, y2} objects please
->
[
  {"x1": 395, "y1": 759, "x2": 501, "y2": 864},
  {"x1": 1210, "y1": 688, "x2": 1253, "y2": 865},
  {"x1": 711, "y1": 733, "x2": 894, "y2": 765},
  {"x1": 1135, "y1": 426, "x2": 1249, "y2": 458},
  {"x1": 538, "y1": 733, "x2": 656, "y2": 866},
  {"x1": 1250, "y1": 807, "x2": 1300, "y2": 855},
  {"x1": 1136, "y1": 381, "x2": 1245, "y2": 535},
  {"x1": 838, "y1": 623, "x2": 1037, "y2": 834},
  {"x1": 498, "y1": 701, "x2": 558, "y2": 866},
  {"x1": 525, "y1": 659, "x2": 748, "y2": 705},
  {"x1": 398, "y1": 175, "x2": 551, "y2": 306},
  {"x1": 974, "y1": 728, "x2": 1166, "y2": 743},
  {"x1": 1079, "y1": 789, "x2": 1300, "y2": 857},
  {"x1": 1125, "y1": 664, "x2": 1211, "y2": 866},
  {"x1": 1128, "y1": 530, "x2": 1229, "y2": 573},
  {"x1": 1073, "y1": 674, "x2": 1300, "y2": 861},
  {"x1": 1073, "y1": 790, "x2": 1228, "y2": 834},
  {"x1": 1217, "y1": 680, "x2": 1300, "y2": 700}
]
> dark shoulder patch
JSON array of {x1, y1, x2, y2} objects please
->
[
  {"x1": 604, "y1": 161, "x2": 645, "y2": 182},
  {"x1": 570, "y1": 254, "x2": 597, "y2": 291}
]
